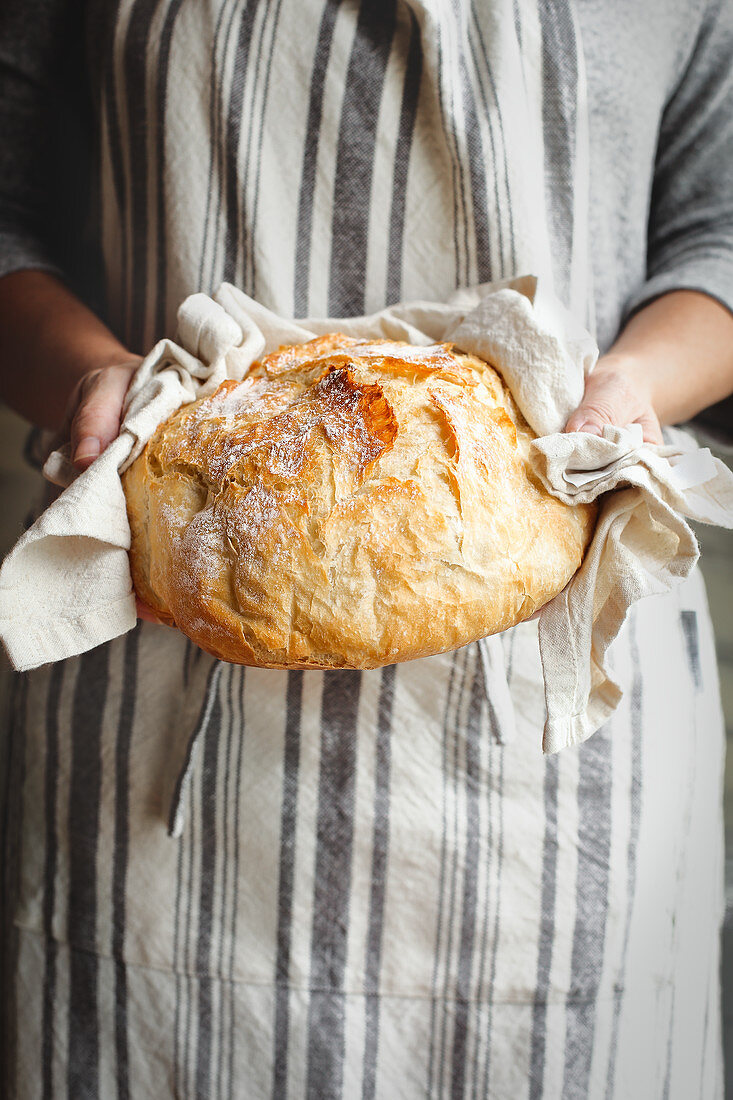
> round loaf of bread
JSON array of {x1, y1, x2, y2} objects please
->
[{"x1": 122, "y1": 334, "x2": 597, "y2": 668}]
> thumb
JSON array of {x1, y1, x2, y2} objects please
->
[
  {"x1": 564, "y1": 371, "x2": 624, "y2": 435},
  {"x1": 564, "y1": 368, "x2": 663, "y2": 445},
  {"x1": 70, "y1": 360, "x2": 142, "y2": 470}
]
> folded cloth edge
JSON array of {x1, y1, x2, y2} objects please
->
[{"x1": 3, "y1": 278, "x2": 733, "y2": 764}]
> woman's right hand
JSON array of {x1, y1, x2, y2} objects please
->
[{"x1": 65, "y1": 357, "x2": 144, "y2": 471}]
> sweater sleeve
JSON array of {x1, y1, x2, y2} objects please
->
[
  {"x1": 0, "y1": 0, "x2": 91, "y2": 282},
  {"x1": 624, "y1": 0, "x2": 733, "y2": 321}
]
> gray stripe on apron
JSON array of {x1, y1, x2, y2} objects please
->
[
  {"x1": 92, "y1": 4, "x2": 129, "y2": 327},
  {"x1": 361, "y1": 663, "x2": 397, "y2": 1100},
  {"x1": 426, "y1": 649, "x2": 461, "y2": 1097},
  {"x1": 481, "y1": 742, "x2": 506, "y2": 1100},
  {"x1": 386, "y1": 8, "x2": 423, "y2": 305},
  {"x1": 214, "y1": 665, "x2": 237, "y2": 1098},
  {"x1": 197, "y1": 0, "x2": 240, "y2": 294},
  {"x1": 122, "y1": 0, "x2": 160, "y2": 351},
  {"x1": 528, "y1": 752, "x2": 560, "y2": 1100},
  {"x1": 454, "y1": 10, "x2": 492, "y2": 284},
  {"x1": 450, "y1": 657, "x2": 486, "y2": 1099},
  {"x1": 305, "y1": 670, "x2": 362, "y2": 1099},
  {"x1": 537, "y1": 0, "x2": 578, "y2": 304},
  {"x1": 112, "y1": 630, "x2": 139, "y2": 1100},
  {"x1": 172, "y1": 813, "x2": 186, "y2": 1097},
  {"x1": 434, "y1": 646, "x2": 472, "y2": 1094},
  {"x1": 561, "y1": 719, "x2": 613, "y2": 1098},
  {"x1": 42, "y1": 663, "x2": 64, "y2": 1100},
  {"x1": 328, "y1": 0, "x2": 398, "y2": 316},
  {"x1": 222, "y1": 0, "x2": 262, "y2": 284},
  {"x1": 1, "y1": 672, "x2": 29, "y2": 1100},
  {"x1": 293, "y1": 0, "x2": 339, "y2": 317},
  {"x1": 227, "y1": 670, "x2": 247, "y2": 1096},
  {"x1": 480, "y1": 625, "x2": 516, "y2": 1098},
  {"x1": 232, "y1": 0, "x2": 280, "y2": 297},
  {"x1": 435, "y1": 15, "x2": 470, "y2": 287},
  {"x1": 469, "y1": 711, "x2": 494, "y2": 1099},
  {"x1": 272, "y1": 670, "x2": 305, "y2": 1097},
  {"x1": 469, "y1": 6, "x2": 516, "y2": 273},
  {"x1": 247, "y1": 0, "x2": 287, "y2": 300},
  {"x1": 194, "y1": 686, "x2": 224, "y2": 1099},
  {"x1": 152, "y1": 0, "x2": 187, "y2": 340},
  {"x1": 67, "y1": 645, "x2": 110, "y2": 1100},
  {"x1": 605, "y1": 615, "x2": 643, "y2": 1099},
  {"x1": 680, "y1": 610, "x2": 702, "y2": 691}
]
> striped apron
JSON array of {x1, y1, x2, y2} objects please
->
[{"x1": 1, "y1": 1, "x2": 725, "y2": 1096}]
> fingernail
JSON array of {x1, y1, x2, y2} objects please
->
[
  {"x1": 74, "y1": 436, "x2": 101, "y2": 464},
  {"x1": 576, "y1": 421, "x2": 602, "y2": 437}
]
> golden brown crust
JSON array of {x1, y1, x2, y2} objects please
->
[{"x1": 122, "y1": 335, "x2": 597, "y2": 667}]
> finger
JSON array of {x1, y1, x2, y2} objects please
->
[
  {"x1": 566, "y1": 400, "x2": 663, "y2": 445},
  {"x1": 135, "y1": 596, "x2": 173, "y2": 626},
  {"x1": 564, "y1": 413, "x2": 603, "y2": 436},
  {"x1": 564, "y1": 368, "x2": 649, "y2": 438},
  {"x1": 71, "y1": 363, "x2": 138, "y2": 469},
  {"x1": 635, "y1": 411, "x2": 664, "y2": 446},
  {"x1": 565, "y1": 384, "x2": 625, "y2": 436},
  {"x1": 565, "y1": 374, "x2": 616, "y2": 436}
]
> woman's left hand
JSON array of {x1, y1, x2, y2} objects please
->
[{"x1": 564, "y1": 353, "x2": 663, "y2": 444}]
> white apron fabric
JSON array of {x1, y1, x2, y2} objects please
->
[
  {"x1": 0, "y1": 1, "x2": 725, "y2": 1097},
  {"x1": 3, "y1": 574, "x2": 724, "y2": 1098}
]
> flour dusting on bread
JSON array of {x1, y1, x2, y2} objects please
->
[{"x1": 122, "y1": 335, "x2": 597, "y2": 668}]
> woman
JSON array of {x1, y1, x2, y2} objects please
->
[{"x1": 1, "y1": 1, "x2": 733, "y2": 1097}]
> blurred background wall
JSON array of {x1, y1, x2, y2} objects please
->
[
  {"x1": 0, "y1": 401, "x2": 731, "y2": 1077},
  {"x1": 691, "y1": 466, "x2": 733, "y2": 1084}
]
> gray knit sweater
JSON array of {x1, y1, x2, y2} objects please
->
[{"x1": 0, "y1": 0, "x2": 731, "y2": 359}]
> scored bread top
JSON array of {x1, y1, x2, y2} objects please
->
[{"x1": 122, "y1": 333, "x2": 597, "y2": 668}]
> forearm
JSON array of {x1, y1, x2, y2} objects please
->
[
  {"x1": 0, "y1": 269, "x2": 135, "y2": 429},
  {"x1": 602, "y1": 289, "x2": 733, "y2": 426}
]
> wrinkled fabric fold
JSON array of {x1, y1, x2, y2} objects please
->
[
  {"x1": 531, "y1": 423, "x2": 733, "y2": 750},
  {"x1": 2, "y1": 281, "x2": 733, "y2": 756}
]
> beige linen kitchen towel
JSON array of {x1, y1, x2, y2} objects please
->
[
  {"x1": 0, "y1": 295, "x2": 260, "y2": 670},
  {"x1": 531, "y1": 424, "x2": 733, "y2": 751},
  {"x1": 2, "y1": 277, "x2": 732, "y2": 752}
]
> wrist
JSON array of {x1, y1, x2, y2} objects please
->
[
  {"x1": 63, "y1": 346, "x2": 142, "y2": 395},
  {"x1": 0, "y1": 270, "x2": 142, "y2": 430}
]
